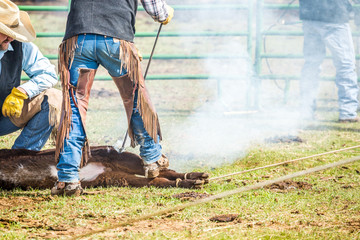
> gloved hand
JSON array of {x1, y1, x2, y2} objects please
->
[
  {"x1": 161, "y1": 5, "x2": 174, "y2": 25},
  {"x1": 2, "y1": 87, "x2": 28, "y2": 118}
]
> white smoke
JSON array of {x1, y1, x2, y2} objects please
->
[
  {"x1": 80, "y1": 162, "x2": 106, "y2": 182},
  {"x1": 162, "y1": 1, "x2": 303, "y2": 172}
]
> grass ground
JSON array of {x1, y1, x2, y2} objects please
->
[
  {"x1": 1, "y1": 112, "x2": 360, "y2": 239},
  {"x1": 1, "y1": 0, "x2": 360, "y2": 239}
]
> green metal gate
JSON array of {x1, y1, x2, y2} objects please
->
[
  {"x1": 19, "y1": 1, "x2": 254, "y2": 82},
  {"x1": 19, "y1": 0, "x2": 360, "y2": 105},
  {"x1": 255, "y1": 0, "x2": 360, "y2": 104}
]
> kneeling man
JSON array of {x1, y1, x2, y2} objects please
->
[{"x1": 0, "y1": 0, "x2": 61, "y2": 150}]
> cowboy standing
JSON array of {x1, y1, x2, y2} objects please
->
[
  {"x1": 299, "y1": 0, "x2": 359, "y2": 122},
  {"x1": 0, "y1": 0, "x2": 61, "y2": 150},
  {"x1": 52, "y1": 0, "x2": 174, "y2": 196}
]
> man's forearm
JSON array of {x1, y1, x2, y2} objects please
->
[
  {"x1": 140, "y1": 0, "x2": 169, "y2": 22},
  {"x1": 20, "y1": 42, "x2": 58, "y2": 99}
]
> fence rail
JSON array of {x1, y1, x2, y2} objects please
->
[{"x1": 20, "y1": 2, "x2": 253, "y2": 84}]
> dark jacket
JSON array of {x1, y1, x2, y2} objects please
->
[
  {"x1": 299, "y1": 0, "x2": 353, "y2": 23},
  {"x1": 64, "y1": 0, "x2": 138, "y2": 42},
  {"x1": 0, "y1": 41, "x2": 23, "y2": 110}
]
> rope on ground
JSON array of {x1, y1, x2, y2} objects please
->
[
  {"x1": 72, "y1": 155, "x2": 360, "y2": 239},
  {"x1": 210, "y1": 144, "x2": 360, "y2": 181}
]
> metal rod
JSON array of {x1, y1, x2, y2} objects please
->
[
  {"x1": 247, "y1": 0, "x2": 253, "y2": 55},
  {"x1": 118, "y1": 131, "x2": 128, "y2": 152},
  {"x1": 144, "y1": 24, "x2": 163, "y2": 80},
  {"x1": 19, "y1": 6, "x2": 69, "y2": 11}
]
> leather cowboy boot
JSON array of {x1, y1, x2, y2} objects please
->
[
  {"x1": 143, "y1": 154, "x2": 169, "y2": 178},
  {"x1": 51, "y1": 181, "x2": 83, "y2": 197}
]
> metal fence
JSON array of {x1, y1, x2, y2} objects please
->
[
  {"x1": 19, "y1": 1, "x2": 253, "y2": 81},
  {"x1": 19, "y1": 0, "x2": 360, "y2": 105},
  {"x1": 255, "y1": 0, "x2": 360, "y2": 103}
]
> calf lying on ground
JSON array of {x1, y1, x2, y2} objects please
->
[{"x1": 0, "y1": 146, "x2": 209, "y2": 190}]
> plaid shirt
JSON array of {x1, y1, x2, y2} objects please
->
[{"x1": 141, "y1": 0, "x2": 169, "y2": 22}]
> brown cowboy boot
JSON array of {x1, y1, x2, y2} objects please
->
[
  {"x1": 143, "y1": 154, "x2": 169, "y2": 178},
  {"x1": 51, "y1": 181, "x2": 83, "y2": 197}
]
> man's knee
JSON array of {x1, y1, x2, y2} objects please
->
[{"x1": 42, "y1": 88, "x2": 62, "y2": 129}]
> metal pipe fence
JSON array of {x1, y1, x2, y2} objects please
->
[
  {"x1": 19, "y1": 1, "x2": 360, "y2": 93},
  {"x1": 19, "y1": 2, "x2": 253, "y2": 82},
  {"x1": 19, "y1": 0, "x2": 360, "y2": 109},
  {"x1": 255, "y1": 0, "x2": 360, "y2": 104}
]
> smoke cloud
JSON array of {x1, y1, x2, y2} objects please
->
[{"x1": 162, "y1": 2, "x2": 303, "y2": 172}]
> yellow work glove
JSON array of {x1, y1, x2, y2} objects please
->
[
  {"x1": 161, "y1": 6, "x2": 174, "y2": 25},
  {"x1": 2, "y1": 87, "x2": 28, "y2": 118}
]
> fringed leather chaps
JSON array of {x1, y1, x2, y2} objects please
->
[
  {"x1": 55, "y1": 36, "x2": 78, "y2": 164},
  {"x1": 74, "y1": 68, "x2": 96, "y2": 167},
  {"x1": 112, "y1": 74, "x2": 135, "y2": 146},
  {"x1": 75, "y1": 69, "x2": 96, "y2": 128},
  {"x1": 134, "y1": 74, "x2": 162, "y2": 145},
  {"x1": 55, "y1": 68, "x2": 96, "y2": 168},
  {"x1": 112, "y1": 73, "x2": 162, "y2": 147}
]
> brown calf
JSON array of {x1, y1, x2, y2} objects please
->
[{"x1": 0, "y1": 146, "x2": 209, "y2": 190}]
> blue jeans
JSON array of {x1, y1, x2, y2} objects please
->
[
  {"x1": 301, "y1": 21, "x2": 359, "y2": 119},
  {"x1": 57, "y1": 34, "x2": 162, "y2": 182},
  {"x1": 0, "y1": 98, "x2": 53, "y2": 150}
]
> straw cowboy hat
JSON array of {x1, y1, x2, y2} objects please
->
[{"x1": 0, "y1": 0, "x2": 35, "y2": 42}]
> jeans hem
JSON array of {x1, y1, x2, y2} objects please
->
[
  {"x1": 57, "y1": 176, "x2": 80, "y2": 183},
  {"x1": 141, "y1": 153, "x2": 162, "y2": 164}
]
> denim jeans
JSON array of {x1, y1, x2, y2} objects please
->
[
  {"x1": 57, "y1": 34, "x2": 162, "y2": 182},
  {"x1": 0, "y1": 98, "x2": 54, "y2": 150},
  {"x1": 301, "y1": 21, "x2": 359, "y2": 119}
]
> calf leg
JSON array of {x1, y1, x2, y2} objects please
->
[
  {"x1": 82, "y1": 170, "x2": 205, "y2": 189},
  {"x1": 102, "y1": 173, "x2": 205, "y2": 189},
  {"x1": 148, "y1": 178, "x2": 204, "y2": 189},
  {"x1": 159, "y1": 169, "x2": 209, "y2": 183}
]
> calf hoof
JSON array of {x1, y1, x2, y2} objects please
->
[
  {"x1": 177, "y1": 179, "x2": 204, "y2": 189},
  {"x1": 185, "y1": 172, "x2": 210, "y2": 184}
]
